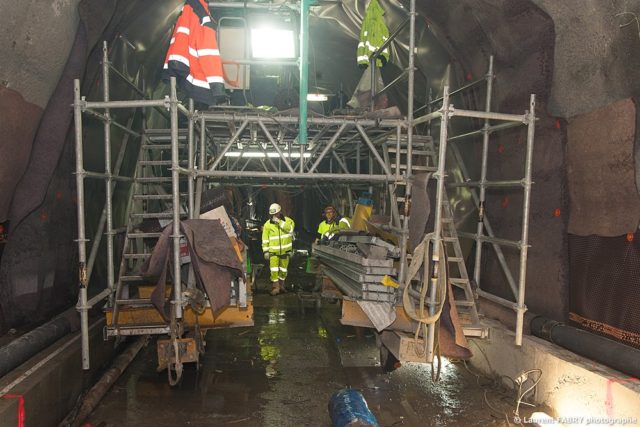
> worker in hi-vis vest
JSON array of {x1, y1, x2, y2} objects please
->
[
  {"x1": 317, "y1": 205, "x2": 351, "y2": 241},
  {"x1": 262, "y1": 203, "x2": 295, "y2": 296}
]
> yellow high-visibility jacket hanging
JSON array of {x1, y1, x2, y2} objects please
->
[{"x1": 357, "y1": 0, "x2": 390, "y2": 68}]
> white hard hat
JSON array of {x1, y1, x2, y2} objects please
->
[{"x1": 269, "y1": 203, "x2": 282, "y2": 215}]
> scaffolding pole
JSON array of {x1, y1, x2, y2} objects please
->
[
  {"x1": 194, "y1": 170, "x2": 393, "y2": 182},
  {"x1": 427, "y1": 86, "x2": 450, "y2": 362},
  {"x1": 169, "y1": 77, "x2": 183, "y2": 319},
  {"x1": 515, "y1": 94, "x2": 536, "y2": 346},
  {"x1": 397, "y1": 0, "x2": 416, "y2": 290},
  {"x1": 473, "y1": 55, "x2": 494, "y2": 289},
  {"x1": 102, "y1": 42, "x2": 115, "y2": 309},
  {"x1": 197, "y1": 111, "x2": 402, "y2": 128},
  {"x1": 73, "y1": 79, "x2": 90, "y2": 370},
  {"x1": 187, "y1": 99, "x2": 195, "y2": 218},
  {"x1": 194, "y1": 115, "x2": 206, "y2": 218}
]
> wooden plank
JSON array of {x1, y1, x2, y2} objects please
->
[{"x1": 340, "y1": 299, "x2": 414, "y2": 333}]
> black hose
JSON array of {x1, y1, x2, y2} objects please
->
[
  {"x1": 60, "y1": 336, "x2": 147, "y2": 427},
  {"x1": 530, "y1": 316, "x2": 640, "y2": 379},
  {"x1": 0, "y1": 310, "x2": 77, "y2": 378}
]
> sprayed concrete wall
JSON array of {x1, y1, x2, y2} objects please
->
[{"x1": 470, "y1": 319, "x2": 640, "y2": 423}]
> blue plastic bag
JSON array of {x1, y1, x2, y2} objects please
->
[{"x1": 328, "y1": 388, "x2": 379, "y2": 427}]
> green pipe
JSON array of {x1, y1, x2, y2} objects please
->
[{"x1": 298, "y1": 0, "x2": 310, "y2": 145}]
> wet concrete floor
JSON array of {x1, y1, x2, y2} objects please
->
[{"x1": 88, "y1": 282, "x2": 540, "y2": 426}]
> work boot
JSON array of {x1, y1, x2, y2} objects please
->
[
  {"x1": 270, "y1": 282, "x2": 280, "y2": 296},
  {"x1": 278, "y1": 279, "x2": 286, "y2": 293}
]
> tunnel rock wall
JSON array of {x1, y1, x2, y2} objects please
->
[
  {"x1": 0, "y1": 0, "x2": 81, "y2": 222},
  {"x1": 533, "y1": 0, "x2": 640, "y2": 118},
  {"x1": 0, "y1": 0, "x2": 181, "y2": 331},
  {"x1": 0, "y1": 0, "x2": 119, "y2": 330}
]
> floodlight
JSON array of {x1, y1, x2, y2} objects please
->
[{"x1": 251, "y1": 27, "x2": 296, "y2": 59}]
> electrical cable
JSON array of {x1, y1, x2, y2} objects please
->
[{"x1": 514, "y1": 369, "x2": 542, "y2": 418}]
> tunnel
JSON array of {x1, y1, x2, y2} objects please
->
[{"x1": 0, "y1": 0, "x2": 639, "y2": 426}]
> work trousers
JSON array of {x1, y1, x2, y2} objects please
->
[{"x1": 269, "y1": 254, "x2": 290, "y2": 282}]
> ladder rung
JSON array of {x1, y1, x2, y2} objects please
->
[
  {"x1": 391, "y1": 165, "x2": 437, "y2": 172},
  {"x1": 387, "y1": 149, "x2": 433, "y2": 155},
  {"x1": 127, "y1": 232, "x2": 162, "y2": 238},
  {"x1": 462, "y1": 325, "x2": 489, "y2": 338},
  {"x1": 138, "y1": 160, "x2": 188, "y2": 166},
  {"x1": 115, "y1": 298, "x2": 152, "y2": 305},
  {"x1": 385, "y1": 137, "x2": 432, "y2": 145},
  {"x1": 141, "y1": 144, "x2": 186, "y2": 150},
  {"x1": 455, "y1": 301, "x2": 475, "y2": 307},
  {"x1": 131, "y1": 213, "x2": 187, "y2": 219},
  {"x1": 132, "y1": 194, "x2": 182, "y2": 200},
  {"x1": 447, "y1": 257, "x2": 464, "y2": 262},
  {"x1": 123, "y1": 253, "x2": 151, "y2": 259},
  {"x1": 120, "y1": 275, "x2": 145, "y2": 282},
  {"x1": 146, "y1": 134, "x2": 188, "y2": 143},
  {"x1": 449, "y1": 277, "x2": 470, "y2": 284},
  {"x1": 135, "y1": 177, "x2": 173, "y2": 183}
]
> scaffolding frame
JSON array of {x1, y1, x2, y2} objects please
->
[
  {"x1": 424, "y1": 56, "x2": 537, "y2": 346},
  {"x1": 73, "y1": 38, "x2": 190, "y2": 368},
  {"x1": 73, "y1": 0, "x2": 536, "y2": 371}
]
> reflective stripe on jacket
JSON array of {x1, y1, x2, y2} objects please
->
[
  {"x1": 262, "y1": 216, "x2": 295, "y2": 255},
  {"x1": 317, "y1": 217, "x2": 351, "y2": 240},
  {"x1": 163, "y1": 0, "x2": 225, "y2": 104},
  {"x1": 357, "y1": 0, "x2": 390, "y2": 67}
]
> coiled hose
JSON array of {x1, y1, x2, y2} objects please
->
[{"x1": 401, "y1": 233, "x2": 448, "y2": 380}]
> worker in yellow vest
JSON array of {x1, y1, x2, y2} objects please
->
[
  {"x1": 262, "y1": 203, "x2": 295, "y2": 295},
  {"x1": 317, "y1": 205, "x2": 351, "y2": 241}
]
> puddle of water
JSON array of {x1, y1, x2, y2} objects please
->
[{"x1": 88, "y1": 280, "x2": 550, "y2": 427}]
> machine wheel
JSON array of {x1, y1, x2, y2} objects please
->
[
  {"x1": 376, "y1": 333, "x2": 400, "y2": 373},
  {"x1": 379, "y1": 344, "x2": 401, "y2": 373}
]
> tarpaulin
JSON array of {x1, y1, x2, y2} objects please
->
[{"x1": 142, "y1": 219, "x2": 243, "y2": 320}]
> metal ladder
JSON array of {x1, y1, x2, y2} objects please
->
[
  {"x1": 383, "y1": 134, "x2": 437, "y2": 228},
  {"x1": 109, "y1": 128, "x2": 189, "y2": 335},
  {"x1": 440, "y1": 198, "x2": 484, "y2": 336},
  {"x1": 385, "y1": 134, "x2": 486, "y2": 337}
]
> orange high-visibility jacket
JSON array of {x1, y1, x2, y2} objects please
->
[{"x1": 163, "y1": 0, "x2": 225, "y2": 105}]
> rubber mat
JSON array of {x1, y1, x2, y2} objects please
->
[
  {"x1": 568, "y1": 231, "x2": 640, "y2": 349},
  {"x1": 408, "y1": 173, "x2": 431, "y2": 252}
]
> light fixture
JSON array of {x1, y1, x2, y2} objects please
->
[
  {"x1": 224, "y1": 151, "x2": 312, "y2": 158},
  {"x1": 251, "y1": 27, "x2": 296, "y2": 59},
  {"x1": 307, "y1": 93, "x2": 329, "y2": 102}
]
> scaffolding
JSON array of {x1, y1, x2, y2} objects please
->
[{"x1": 73, "y1": 0, "x2": 536, "y2": 373}]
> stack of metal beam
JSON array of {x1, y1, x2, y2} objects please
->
[{"x1": 313, "y1": 235, "x2": 398, "y2": 303}]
